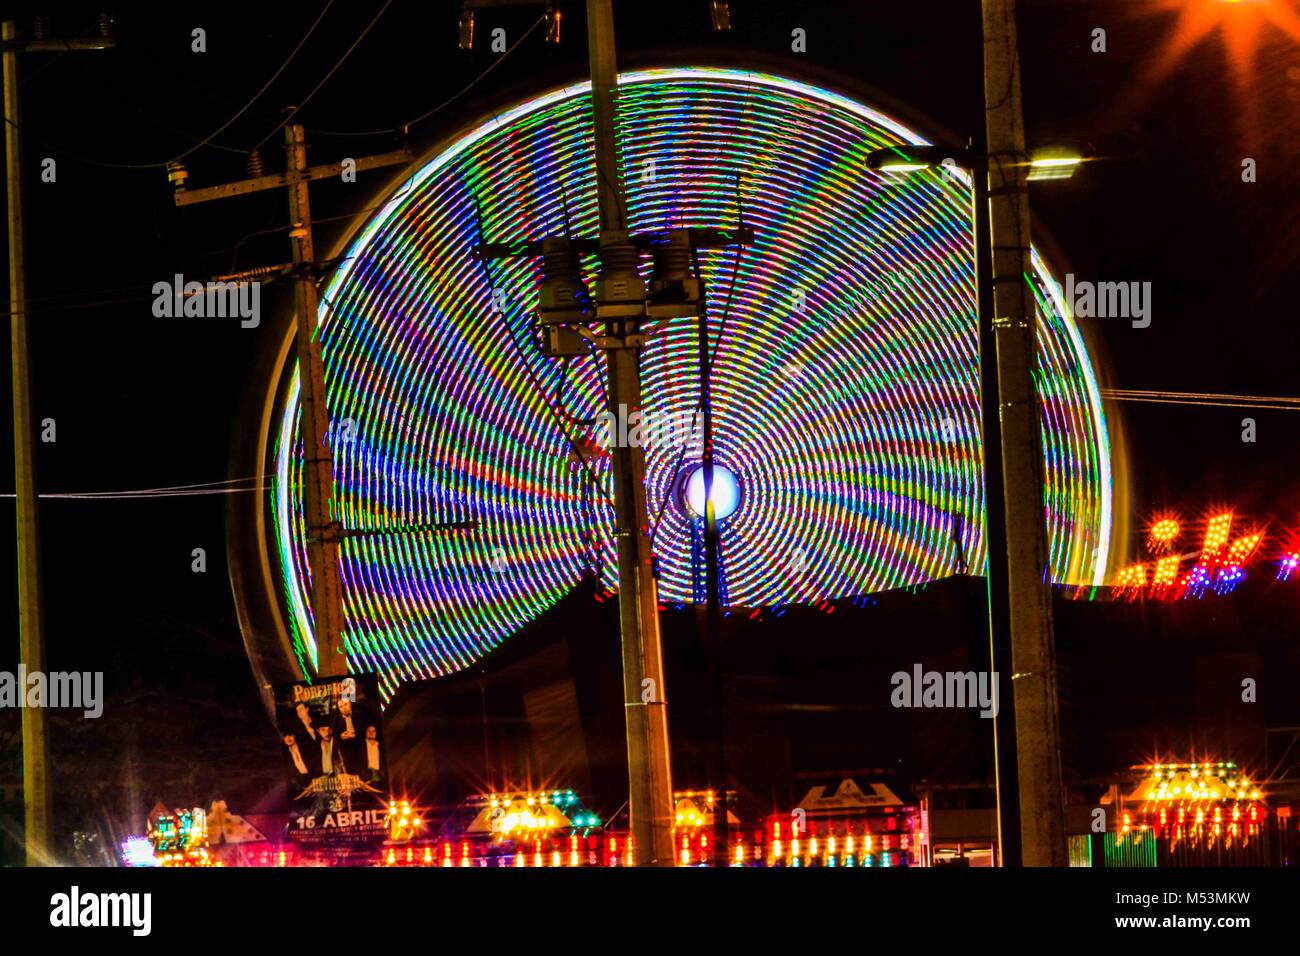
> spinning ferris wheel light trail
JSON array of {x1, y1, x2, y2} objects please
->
[{"x1": 260, "y1": 65, "x2": 1114, "y2": 698}]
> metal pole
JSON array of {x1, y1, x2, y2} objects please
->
[
  {"x1": 697, "y1": 288, "x2": 726, "y2": 867},
  {"x1": 971, "y1": 149, "x2": 1020, "y2": 867},
  {"x1": 285, "y1": 124, "x2": 346, "y2": 679},
  {"x1": 586, "y1": 0, "x2": 675, "y2": 866},
  {"x1": 3, "y1": 19, "x2": 51, "y2": 868},
  {"x1": 981, "y1": 0, "x2": 1067, "y2": 866}
]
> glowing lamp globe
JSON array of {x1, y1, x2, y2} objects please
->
[{"x1": 683, "y1": 464, "x2": 741, "y2": 521}]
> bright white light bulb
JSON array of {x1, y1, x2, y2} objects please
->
[{"x1": 683, "y1": 463, "x2": 741, "y2": 521}]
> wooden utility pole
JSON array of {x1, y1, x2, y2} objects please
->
[
  {"x1": 586, "y1": 0, "x2": 676, "y2": 866},
  {"x1": 284, "y1": 124, "x2": 345, "y2": 677},
  {"x1": 473, "y1": 0, "x2": 748, "y2": 865},
  {"x1": 3, "y1": 17, "x2": 115, "y2": 867},
  {"x1": 980, "y1": 0, "x2": 1067, "y2": 866},
  {"x1": 173, "y1": 128, "x2": 411, "y2": 680}
]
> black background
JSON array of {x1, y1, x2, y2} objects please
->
[{"x1": 1, "y1": 1, "x2": 1298, "y2": 861}]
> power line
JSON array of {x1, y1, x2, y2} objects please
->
[
  {"x1": 20, "y1": 18, "x2": 100, "y2": 85},
  {"x1": 251, "y1": 0, "x2": 392, "y2": 152},
  {"x1": 13, "y1": 3, "x2": 538, "y2": 176},
  {"x1": 204, "y1": 12, "x2": 548, "y2": 143},
  {"x1": 648, "y1": 240, "x2": 747, "y2": 546},
  {"x1": 0, "y1": 476, "x2": 273, "y2": 501},
  {"x1": 122, "y1": 101, "x2": 250, "y2": 156},
  {"x1": 192, "y1": 0, "x2": 337, "y2": 161},
  {"x1": 1102, "y1": 388, "x2": 1300, "y2": 412},
  {"x1": 3, "y1": 2, "x2": 336, "y2": 170},
  {"x1": 0, "y1": 246, "x2": 377, "y2": 321},
  {"x1": 475, "y1": 253, "x2": 615, "y2": 510},
  {"x1": 400, "y1": 15, "x2": 545, "y2": 135}
]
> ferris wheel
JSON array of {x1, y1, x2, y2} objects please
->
[{"x1": 230, "y1": 66, "x2": 1115, "y2": 702}]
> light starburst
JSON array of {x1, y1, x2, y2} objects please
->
[{"x1": 1118, "y1": 0, "x2": 1300, "y2": 143}]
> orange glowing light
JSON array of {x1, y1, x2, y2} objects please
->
[
  {"x1": 1225, "y1": 533, "x2": 1261, "y2": 564},
  {"x1": 1113, "y1": 0, "x2": 1300, "y2": 146},
  {"x1": 1152, "y1": 554, "x2": 1181, "y2": 587},
  {"x1": 1151, "y1": 517, "x2": 1180, "y2": 543},
  {"x1": 1115, "y1": 563, "x2": 1148, "y2": 589},
  {"x1": 1203, "y1": 513, "x2": 1233, "y2": 554}
]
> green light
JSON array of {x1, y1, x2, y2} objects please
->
[{"x1": 1027, "y1": 148, "x2": 1082, "y2": 181}]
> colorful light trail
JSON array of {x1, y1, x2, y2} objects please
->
[{"x1": 268, "y1": 68, "x2": 1113, "y2": 697}]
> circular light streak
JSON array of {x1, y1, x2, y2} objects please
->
[
  {"x1": 268, "y1": 67, "x2": 1114, "y2": 698},
  {"x1": 683, "y1": 464, "x2": 741, "y2": 521}
]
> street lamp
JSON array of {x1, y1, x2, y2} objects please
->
[
  {"x1": 866, "y1": 143, "x2": 1082, "y2": 178},
  {"x1": 866, "y1": 144, "x2": 973, "y2": 173},
  {"x1": 1026, "y1": 147, "x2": 1084, "y2": 182},
  {"x1": 866, "y1": 139, "x2": 1080, "y2": 867}
]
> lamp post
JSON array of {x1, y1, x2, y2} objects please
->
[
  {"x1": 4, "y1": 16, "x2": 116, "y2": 867},
  {"x1": 866, "y1": 142, "x2": 1080, "y2": 866}
]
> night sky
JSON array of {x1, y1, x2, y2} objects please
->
[{"x1": 1, "y1": 1, "x2": 1298, "y2": 849}]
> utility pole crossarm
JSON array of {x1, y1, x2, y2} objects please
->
[
  {"x1": 172, "y1": 149, "x2": 411, "y2": 207},
  {"x1": 165, "y1": 128, "x2": 421, "y2": 681},
  {"x1": 477, "y1": 227, "x2": 754, "y2": 262},
  {"x1": 1, "y1": 38, "x2": 115, "y2": 52}
]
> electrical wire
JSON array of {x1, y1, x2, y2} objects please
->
[
  {"x1": 648, "y1": 238, "x2": 746, "y2": 546},
  {"x1": 250, "y1": 0, "x2": 392, "y2": 152},
  {"x1": 303, "y1": 14, "x2": 546, "y2": 139},
  {"x1": 402, "y1": 15, "x2": 545, "y2": 133},
  {"x1": 0, "y1": 476, "x2": 272, "y2": 501},
  {"x1": 197, "y1": 0, "x2": 338, "y2": 159},
  {"x1": 120, "y1": 102, "x2": 250, "y2": 157},
  {"x1": 475, "y1": 253, "x2": 614, "y2": 509},
  {"x1": 20, "y1": 18, "x2": 101, "y2": 85},
  {"x1": 11, "y1": 2, "x2": 534, "y2": 174},
  {"x1": 3, "y1": 2, "x2": 335, "y2": 170},
  {"x1": 1102, "y1": 388, "x2": 1300, "y2": 412}
]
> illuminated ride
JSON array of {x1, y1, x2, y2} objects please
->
[
  {"x1": 376, "y1": 784, "x2": 912, "y2": 868},
  {"x1": 146, "y1": 806, "x2": 216, "y2": 868},
  {"x1": 383, "y1": 789, "x2": 616, "y2": 868},
  {"x1": 1102, "y1": 761, "x2": 1268, "y2": 866},
  {"x1": 232, "y1": 67, "x2": 1115, "y2": 700},
  {"x1": 1113, "y1": 505, "x2": 1300, "y2": 599}
]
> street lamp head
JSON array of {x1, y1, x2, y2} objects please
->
[
  {"x1": 872, "y1": 160, "x2": 931, "y2": 173},
  {"x1": 866, "y1": 144, "x2": 977, "y2": 174},
  {"x1": 1026, "y1": 147, "x2": 1084, "y2": 181},
  {"x1": 868, "y1": 144, "x2": 1083, "y2": 181}
]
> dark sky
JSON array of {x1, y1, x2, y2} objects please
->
[{"x1": 2, "y1": 0, "x2": 1298, "y2": 744}]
